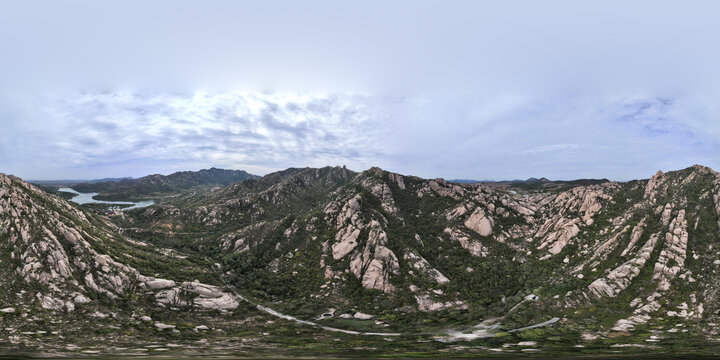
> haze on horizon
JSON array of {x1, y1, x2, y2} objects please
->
[{"x1": 0, "y1": 0, "x2": 719, "y2": 181}]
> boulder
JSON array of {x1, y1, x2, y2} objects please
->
[
  {"x1": 353, "y1": 312, "x2": 374, "y2": 320},
  {"x1": 154, "y1": 322, "x2": 176, "y2": 330},
  {"x1": 144, "y1": 278, "x2": 176, "y2": 290},
  {"x1": 464, "y1": 208, "x2": 493, "y2": 236},
  {"x1": 332, "y1": 226, "x2": 361, "y2": 260}
]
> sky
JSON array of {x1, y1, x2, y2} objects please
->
[{"x1": 0, "y1": 0, "x2": 719, "y2": 181}]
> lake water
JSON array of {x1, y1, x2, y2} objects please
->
[{"x1": 58, "y1": 188, "x2": 154, "y2": 210}]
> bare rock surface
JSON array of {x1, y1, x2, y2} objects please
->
[
  {"x1": 653, "y1": 209, "x2": 688, "y2": 291},
  {"x1": 348, "y1": 221, "x2": 399, "y2": 293},
  {"x1": 404, "y1": 252, "x2": 450, "y2": 284},
  {"x1": 155, "y1": 281, "x2": 240, "y2": 310},
  {"x1": 588, "y1": 233, "x2": 659, "y2": 298},
  {"x1": 444, "y1": 227, "x2": 488, "y2": 257},
  {"x1": 415, "y1": 294, "x2": 469, "y2": 312},
  {"x1": 464, "y1": 208, "x2": 494, "y2": 237}
]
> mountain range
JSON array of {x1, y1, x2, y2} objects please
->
[
  {"x1": 44, "y1": 168, "x2": 258, "y2": 201},
  {"x1": 1, "y1": 164, "x2": 720, "y2": 357}
]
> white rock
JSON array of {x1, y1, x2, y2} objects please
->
[
  {"x1": 464, "y1": 208, "x2": 494, "y2": 236},
  {"x1": 145, "y1": 278, "x2": 176, "y2": 289},
  {"x1": 332, "y1": 226, "x2": 361, "y2": 260},
  {"x1": 91, "y1": 311, "x2": 109, "y2": 318},
  {"x1": 404, "y1": 252, "x2": 450, "y2": 284},
  {"x1": 37, "y1": 294, "x2": 65, "y2": 311},
  {"x1": 154, "y1": 322, "x2": 176, "y2": 330},
  {"x1": 73, "y1": 294, "x2": 91, "y2": 304},
  {"x1": 193, "y1": 293, "x2": 239, "y2": 310},
  {"x1": 353, "y1": 312, "x2": 374, "y2": 320}
]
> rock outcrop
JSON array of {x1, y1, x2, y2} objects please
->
[
  {"x1": 652, "y1": 208, "x2": 688, "y2": 292},
  {"x1": 404, "y1": 252, "x2": 450, "y2": 284},
  {"x1": 155, "y1": 281, "x2": 240, "y2": 310},
  {"x1": 444, "y1": 227, "x2": 488, "y2": 257},
  {"x1": 536, "y1": 218, "x2": 580, "y2": 255},
  {"x1": 0, "y1": 174, "x2": 145, "y2": 305},
  {"x1": 331, "y1": 195, "x2": 364, "y2": 260},
  {"x1": 0, "y1": 173, "x2": 237, "y2": 315},
  {"x1": 464, "y1": 208, "x2": 494, "y2": 237},
  {"x1": 588, "y1": 233, "x2": 658, "y2": 298},
  {"x1": 349, "y1": 221, "x2": 399, "y2": 293}
]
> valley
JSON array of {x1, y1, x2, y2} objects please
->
[{"x1": 1, "y1": 165, "x2": 720, "y2": 357}]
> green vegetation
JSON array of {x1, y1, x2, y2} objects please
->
[
  {"x1": 72, "y1": 167, "x2": 258, "y2": 201},
  {"x1": 3, "y1": 165, "x2": 720, "y2": 357}
]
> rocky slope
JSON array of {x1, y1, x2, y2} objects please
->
[
  {"x1": 2, "y1": 164, "x2": 720, "y2": 357},
  {"x1": 128, "y1": 165, "x2": 720, "y2": 331},
  {"x1": 0, "y1": 173, "x2": 243, "y2": 315}
]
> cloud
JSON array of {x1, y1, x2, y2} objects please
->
[
  {"x1": 0, "y1": 1, "x2": 718, "y2": 180},
  {"x1": 0, "y1": 91, "x2": 718, "y2": 181},
  {"x1": 0, "y1": 92, "x2": 395, "y2": 179},
  {"x1": 373, "y1": 93, "x2": 720, "y2": 180}
]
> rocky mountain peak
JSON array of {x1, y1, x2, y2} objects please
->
[{"x1": 366, "y1": 166, "x2": 385, "y2": 176}]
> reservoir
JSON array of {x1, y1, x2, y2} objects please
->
[{"x1": 58, "y1": 188, "x2": 154, "y2": 210}]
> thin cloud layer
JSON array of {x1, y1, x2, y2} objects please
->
[
  {"x1": 0, "y1": 92, "x2": 717, "y2": 180},
  {"x1": 387, "y1": 94, "x2": 720, "y2": 180},
  {"x1": 0, "y1": 93, "x2": 395, "y2": 179},
  {"x1": 0, "y1": 1, "x2": 718, "y2": 180}
]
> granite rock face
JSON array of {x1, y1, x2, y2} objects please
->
[
  {"x1": 0, "y1": 173, "x2": 242, "y2": 313},
  {"x1": 464, "y1": 208, "x2": 494, "y2": 237},
  {"x1": 2, "y1": 163, "x2": 720, "y2": 338}
]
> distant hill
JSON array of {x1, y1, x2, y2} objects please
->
[
  {"x1": 88, "y1": 177, "x2": 134, "y2": 183},
  {"x1": 71, "y1": 168, "x2": 258, "y2": 200},
  {"x1": 447, "y1": 179, "x2": 483, "y2": 184},
  {"x1": 29, "y1": 177, "x2": 133, "y2": 185},
  {"x1": 449, "y1": 177, "x2": 609, "y2": 188}
]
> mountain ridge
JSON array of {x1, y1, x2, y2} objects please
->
[
  {"x1": 1, "y1": 164, "x2": 720, "y2": 356},
  {"x1": 67, "y1": 167, "x2": 259, "y2": 201}
]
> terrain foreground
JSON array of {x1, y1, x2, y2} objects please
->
[{"x1": 1, "y1": 165, "x2": 720, "y2": 358}]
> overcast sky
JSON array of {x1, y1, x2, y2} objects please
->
[{"x1": 1, "y1": 0, "x2": 719, "y2": 180}]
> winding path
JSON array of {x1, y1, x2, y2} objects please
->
[
  {"x1": 231, "y1": 288, "x2": 560, "y2": 340},
  {"x1": 230, "y1": 290, "x2": 401, "y2": 336},
  {"x1": 208, "y1": 255, "x2": 558, "y2": 340}
]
